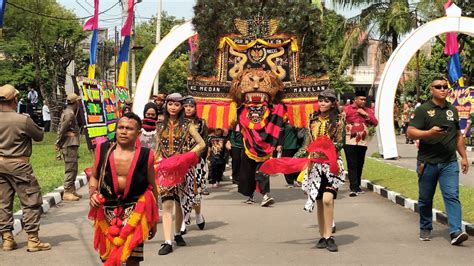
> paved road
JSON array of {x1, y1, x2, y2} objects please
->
[
  {"x1": 368, "y1": 135, "x2": 474, "y2": 187},
  {"x1": 2, "y1": 170, "x2": 473, "y2": 265}
]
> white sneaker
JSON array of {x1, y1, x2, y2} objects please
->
[{"x1": 261, "y1": 194, "x2": 274, "y2": 207}]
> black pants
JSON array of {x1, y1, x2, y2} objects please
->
[
  {"x1": 238, "y1": 152, "x2": 270, "y2": 197},
  {"x1": 344, "y1": 145, "x2": 367, "y2": 191},
  {"x1": 43, "y1": 120, "x2": 51, "y2": 132},
  {"x1": 281, "y1": 149, "x2": 298, "y2": 185},
  {"x1": 230, "y1": 147, "x2": 242, "y2": 185},
  {"x1": 209, "y1": 161, "x2": 225, "y2": 184}
]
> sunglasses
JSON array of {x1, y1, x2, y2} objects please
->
[{"x1": 432, "y1": 85, "x2": 449, "y2": 90}]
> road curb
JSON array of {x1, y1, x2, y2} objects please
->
[
  {"x1": 12, "y1": 174, "x2": 88, "y2": 236},
  {"x1": 361, "y1": 179, "x2": 474, "y2": 236}
]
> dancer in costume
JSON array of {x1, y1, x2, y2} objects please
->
[
  {"x1": 139, "y1": 102, "x2": 159, "y2": 150},
  {"x1": 155, "y1": 93, "x2": 205, "y2": 255},
  {"x1": 295, "y1": 89, "x2": 345, "y2": 252},
  {"x1": 88, "y1": 112, "x2": 159, "y2": 266},
  {"x1": 230, "y1": 69, "x2": 286, "y2": 207},
  {"x1": 180, "y1": 96, "x2": 207, "y2": 234},
  {"x1": 207, "y1": 128, "x2": 227, "y2": 187}
]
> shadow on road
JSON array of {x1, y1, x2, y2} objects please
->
[{"x1": 180, "y1": 233, "x2": 227, "y2": 247}]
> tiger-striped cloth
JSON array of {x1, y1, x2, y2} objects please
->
[{"x1": 239, "y1": 103, "x2": 285, "y2": 162}]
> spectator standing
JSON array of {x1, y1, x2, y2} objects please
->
[
  {"x1": 393, "y1": 101, "x2": 401, "y2": 135},
  {"x1": 139, "y1": 102, "x2": 159, "y2": 150},
  {"x1": 0, "y1": 84, "x2": 51, "y2": 252},
  {"x1": 343, "y1": 91, "x2": 378, "y2": 196},
  {"x1": 207, "y1": 129, "x2": 227, "y2": 187},
  {"x1": 462, "y1": 110, "x2": 473, "y2": 137},
  {"x1": 27, "y1": 88, "x2": 38, "y2": 113},
  {"x1": 56, "y1": 93, "x2": 82, "y2": 201},
  {"x1": 226, "y1": 124, "x2": 244, "y2": 186},
  {"x1": 402, "y1": 100, "x2": 415, "y2": 144},
  {"x1": 407, "y1": 77, "x2": 469, "y2": 245},
  {"x1": 42, "y1": 100, "x2": 51, "y2": 132}
]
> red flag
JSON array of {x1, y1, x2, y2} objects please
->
[
  {"x1": 121, "y1": 0, "x2": 134, "y2": 37},
  {"x1": 83, "y1": 0, "x2": 99, "y2": 31}
]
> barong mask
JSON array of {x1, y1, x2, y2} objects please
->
[{"x1": 230, "y1": 68, "x2": 284, "y2": 106}]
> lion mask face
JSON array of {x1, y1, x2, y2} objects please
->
[{"x1": 229, "y1": 68, "x2": 283, "y2": 105}]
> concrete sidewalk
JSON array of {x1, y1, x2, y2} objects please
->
[
  {"x1": 368, "y1": 135, "x2": 474, "y2": 188},
  {"x1": 2, "y1": 171, "x2": 473, "y2": 265}
]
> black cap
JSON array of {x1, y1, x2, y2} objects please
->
[
  {"x1": 319, "y1": 89, "x2": 337, "y2": 100},
  {"x1": 355, "y1": 90, "x2": 367, "y2": 97}
]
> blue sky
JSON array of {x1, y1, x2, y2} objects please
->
[{"x1": 58, "y1": 0, "x2": 362, "y2": 36}]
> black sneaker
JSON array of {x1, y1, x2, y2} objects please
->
[
  {"x1": 316, "y1": 238, "x2": 326, "y2": 249},
  {"x1": 197, "y1": 216, "x2": 205, "y2": 230},
  {"x1": 332, "y1": 225, "x2": 336, "y2": 234},
  {"x1": 244, "y1": 197, "x2": 255, "y2": 204},
  {"x1": 419, "y1": 229, "x2": 431, "y2": 241},
  {"x1": 349, "y1": 191, "x2": 358, "y2": 197},
  {"x1": 158, "y1": 243, "x2": 173, "y2": 255},
  {"x1": 325, "y1": 237, "x2": 338, "y2": 252},
  {"x1": 180, "y1": 228, "x2": 187, "y2": 235},
  {"x1": 450, "y1": 231, "x2": 468, "y2": 245},
  {"x1": 174, "y1": 234, "x2": 187, "y2": 246}
]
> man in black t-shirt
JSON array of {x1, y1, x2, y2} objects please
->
[{"x1": 408, "y1": 77, "x2": 469, "y2": 246}]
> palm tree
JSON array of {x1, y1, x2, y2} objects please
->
[{"x1": 331, "y1": 0, "x2": 421, "y2": 72}]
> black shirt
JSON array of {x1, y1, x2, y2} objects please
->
[{"x1": 409, "y1": 100, "x2": 460, "y2": 164}]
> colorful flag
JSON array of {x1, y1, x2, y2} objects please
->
[
  {"x1": 83, "y1": 0, "x2": 99, "y2": 79},
  {"x1": 117, "y1": 0, "x2": 134, "y2": 87},
  {"x1": 0, "y1": 0, "x2": 6, "y2": 38},
  {"x1": 444, "y1": 1, "x2": 464, "y2": 87}
]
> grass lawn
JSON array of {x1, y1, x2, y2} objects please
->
[
  {"x1": 13, "y1": 132, "x2": 93, "y2": 212},
  {"x1": 361, "y1": 156, "x2": 474, "y2": 223}
]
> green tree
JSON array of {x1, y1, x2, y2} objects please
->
[
  {"x1": 332, "y1": 0, "x2": 418, "y2": 71},
  {"x1": 1, "y1": 0, "x2": 87, "y2": 129},
  {"x1": 321, "y1": 9, "x2": 353, "y2": 94},
  {"x1": 134, "y1": 11, "x2": 188, "y2": 96}
]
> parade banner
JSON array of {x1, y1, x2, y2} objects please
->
[
  {"x1": 116, "y1": 85, "x2": 131, "y2": 117},
  {"x1": 448, "y1": 86, "x2": 474, "y2": 145},
  {"x1": 74, "y1": 76, "x2": 130, "y2": 149}
]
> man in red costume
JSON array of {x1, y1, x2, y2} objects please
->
[{"x1": 89, "y1": 112, "x2": 159, "y2": 266}]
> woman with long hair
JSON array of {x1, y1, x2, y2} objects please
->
[
  {"x1": 295, "y1": 89, "x2": 346, "y2": 252},
  {"x1": 154, "y1": 93, "x2": 205, "y2": 255},
  {"x1": 181, "y1": 96, "x2": 208, "y2": 233}
]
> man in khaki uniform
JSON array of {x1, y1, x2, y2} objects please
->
[
  {"x1": 56, "y1": 93, "x2": 82, "y2": 201},
  {"x1": 0, "y1": 84, "x2": 51, "y2": 252}
]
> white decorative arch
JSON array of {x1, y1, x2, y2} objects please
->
[
  {"x1": 376, "y1": 16, "x2": 474, "y2": 159},
  {"x1": 133, "y1": 21, "x2": 196, "y2": 117}
]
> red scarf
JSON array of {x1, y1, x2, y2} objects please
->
[
  {"x1": 259, "y1": 136, "x2": 339, "y2": 175},
  {"x1": 142, "y1": 118, "x2": 157, "y2": 132}
]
